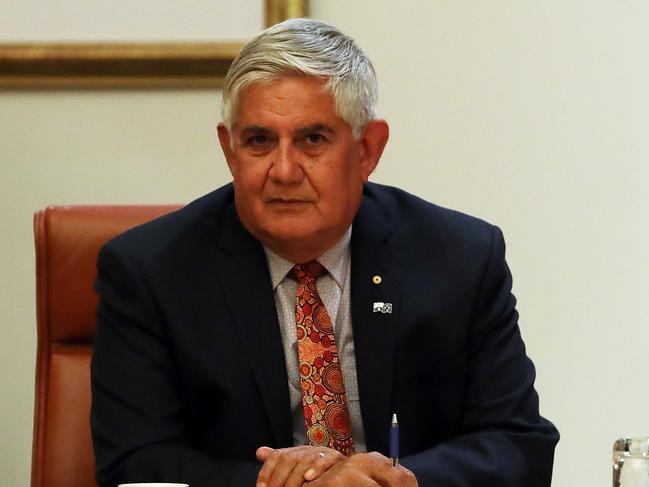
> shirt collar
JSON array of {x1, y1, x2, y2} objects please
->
[{"x1": 264, "y1": 226, "x2": 352, "y2": 290}]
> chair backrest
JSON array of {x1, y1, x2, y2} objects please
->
[{"x1": 32, "y1": 204, "x2": 181, "y2": 487}]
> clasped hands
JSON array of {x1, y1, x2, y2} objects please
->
[{"x1": 256, "y1": 445, "x2": 418, "y2": 487}]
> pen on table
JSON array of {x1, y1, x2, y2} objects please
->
[{"x1": 390, "y1": 413, "x2": 399, "y2": 467}]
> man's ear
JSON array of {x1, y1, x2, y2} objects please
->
[
  {"x1": 217, "y1": 123, "x2": 237, "y2": 177},
  {"x1": 358, "y1": 119, "x2": 390, "y2": 182}
]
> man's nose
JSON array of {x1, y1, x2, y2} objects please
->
[{"x1": 268, "y1": 141, "x2": 304, "y2": 183}]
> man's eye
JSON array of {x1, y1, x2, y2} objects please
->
[
  {"x1": 305, "y1": 133, "x2": 325, "y2": 145},
  {"x1": 249, "y1": 135, "x2": 270, "y2": 146}
]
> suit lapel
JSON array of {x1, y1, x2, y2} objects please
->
[
  {"x1": 351, "y1": 192, "x2": 402, "y2": 454},
  {"x1": 211, "y1": 204, "x2": 293, "y2": 447}
]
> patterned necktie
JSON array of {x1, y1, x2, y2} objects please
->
[{"x1": 290, "y1": 261, "x2": 355, "y2": 456}]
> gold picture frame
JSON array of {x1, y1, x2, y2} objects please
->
[{"x1": 0, "y1": 0, "x2": 307, "y2": 89}]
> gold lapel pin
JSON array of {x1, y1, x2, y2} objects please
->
[{"x1": 372, "y1": 275, "x2": 382, "y2": 285}]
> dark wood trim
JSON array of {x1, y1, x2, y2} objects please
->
[{"x1": 0, "y1": 0, "x2": 307, "y2": 89}]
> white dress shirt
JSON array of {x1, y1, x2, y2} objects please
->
[{"x1": 263, "y1": 227, "x2": 367, "y2": 451}]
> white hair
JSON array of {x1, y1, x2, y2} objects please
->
[{"x1": 221, "y1": 18, "x2": 378, "y2": 138}]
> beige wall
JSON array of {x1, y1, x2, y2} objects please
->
[
  {"x1": 2, "y1": 2, "x2": 649, "y2": 486},
  {"x1": 0, "y1": 0, "x2": 262, "y2": 41}
]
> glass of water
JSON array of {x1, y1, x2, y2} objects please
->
[{"x1": 614, "y1": 437, "x2": 649, "y2": 487}]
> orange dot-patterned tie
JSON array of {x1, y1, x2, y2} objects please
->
[{"x1": 290, "y1": 261, "x2": 355, "y2": 456}]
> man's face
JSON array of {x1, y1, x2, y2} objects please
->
[{"x1": 218, "y1": 76, "x2": 388, "y2": 263}]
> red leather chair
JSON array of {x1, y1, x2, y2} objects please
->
[{"x1": 32, "y1": 204, "x2": 181, "y2": 487}]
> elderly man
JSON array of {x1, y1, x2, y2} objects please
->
[{"x1": 91, "y1": 18, "x2": 559, "y2": 487}]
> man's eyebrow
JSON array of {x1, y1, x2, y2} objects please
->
[
  {"x1": 295, "y1": 124, "x2": 335, "y2": 136},
  {"x1": 240, "y1": 125, "x2": 272, "y2": 135}
]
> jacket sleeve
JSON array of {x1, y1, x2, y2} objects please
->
[
  {"x1": 91, "y1": 240, "x2": 260, "y2": 487},
  {"x1": 400, "y1": 226, "x2": 559, "y2": 486}
]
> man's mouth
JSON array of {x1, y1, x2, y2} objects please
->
[
  {"x1": 268, "y1": 197, "x2": 310, "y2": 204},
  {"x1": 267, "y1": 197, "x2": 312, "y2": 209}
]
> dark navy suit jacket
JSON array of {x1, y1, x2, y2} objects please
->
[{"x1": 91, "y1": 182, "x2": 559, "y2": 486}]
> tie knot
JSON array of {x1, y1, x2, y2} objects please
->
[{"x1": 290, "y1": 260, "x2": 325, "y2": 283}]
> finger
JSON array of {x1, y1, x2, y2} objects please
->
[
  {"x1": 257, "y1": 446, "x2": 346, "y2": 487},
  {"x1": 256, "y1": 448, "x2": 282, "y2": 487},
  {"x1": 256, "y1": 446, "x2": 275, "y2": 462},
  {"x1": 362, "y1": 453, "x2": 417, "y2": 487},
  {"x1": 379, "y1": 465, "x2": 418, "y2": 487},
  {"x1": 304, "y1": 450, "x2": 346, "y2": 481},
  {"x1": 265, "y1": 449, "x2": 308, "y2": 487},
  {"x1": 366, "y1": 451, "x2": 392, "y2": 465},
  {"x1": 283, "y1": 450, "x2": 325, "y2": 487},
  {"x1": 308, "y1": 462, "x2": 380, "y2": 487}
]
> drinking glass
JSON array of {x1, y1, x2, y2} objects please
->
[{"x1": 613, "y1": 437, "x2": 649, "y2": 487}]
